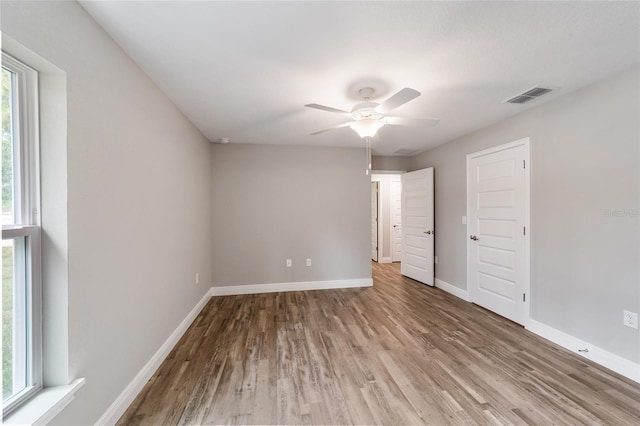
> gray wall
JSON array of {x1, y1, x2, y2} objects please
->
[
  {"x1": 411, "y1": 66, "x2": 640, "y2": 363},
  {"x1": 1, "y1": 2, "x2": 213, "y2": 424},
  {"x1": 211, "y1": 144, "x2": 371, "y2": 286},
  {"x1": 372, "y1": 155, "x2": 410, "y2": 171}
]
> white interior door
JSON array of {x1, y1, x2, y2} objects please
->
[
  {"x1": 371, "y1": 181, "x2": 378, "y2": 262},
  {"x1": 391, "y1": 178, "x2": 402, "y2": 262},
  {"x1": 401, "y1": 168, "x2": 434, "y2": 286},
  {"x1": 467, "y1": 139, "x2": 529, "y2": 325}
]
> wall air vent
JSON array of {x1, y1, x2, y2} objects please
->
[{"x1": 505, "y1": 86, "x2": 553, "y2": 104}]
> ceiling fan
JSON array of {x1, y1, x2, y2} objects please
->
[{"x1": 305, "y1": 87, "x2": 439, "y2": 138}]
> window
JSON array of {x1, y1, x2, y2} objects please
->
[{"x1": 2, "y1": 52, "x2": 42, "y2": 415}]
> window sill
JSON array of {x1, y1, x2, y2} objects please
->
[{"x1": 4, "y1": 378, "x2": 86, "y2": 425}]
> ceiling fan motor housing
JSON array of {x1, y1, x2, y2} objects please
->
[{"x1": 358, "y1": 87, "x2": 376, "y2": 99}]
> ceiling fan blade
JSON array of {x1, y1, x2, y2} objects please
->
[
  {"x1": 385, "y1": 116, "x2": 439, "y2": 127},
  {"x1": 309, "y1": 121, "x2": 353, "y2": 135},
  {"x1": 304, "y1": 104, "x2": 351, "y2": 116},
  {"x1": 376, "y1": 88, "x2": 421, "y2": 114}
]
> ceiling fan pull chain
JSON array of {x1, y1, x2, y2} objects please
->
[
  {"x1": 368, "y1": 137, "x2": 372, "y2": 172},
  {"x1": 365, "y1": 137, "x2": 369, "y2": 175}
]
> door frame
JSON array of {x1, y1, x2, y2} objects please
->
[
  {"x1": 391, "y1": 177, "x2": 402, "y2": 262},
  {"x1": 466, "y1": 137, "x2": 531, "y2": 326},
  {"x1": 371, "y1": 171, "x2": 405, "y2": 264},
  {"x1": 371, "y1": 181, "x2": 379, "y2": 262}
]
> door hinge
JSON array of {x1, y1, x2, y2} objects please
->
[
  {"x1": 523, "y1": 160, "x2": 526, "y2": 169},
  {"x1": 523, "y1": 293, "x2": 526, "y2": 302},
  {"x1": 523, "y1": 226, "x2": 526, "y2": 236}
]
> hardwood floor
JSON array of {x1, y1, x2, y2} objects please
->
[{"x1": 118, "y1": 262, "x2": 640, "y2": 425}]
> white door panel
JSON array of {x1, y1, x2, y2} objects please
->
[
  {"x1": 478, "y1": 272, "x2": 516, "y2": 301},
  {"x1": 477, "y1": 190, "x2": 516, "y2": 209},
  {"x1": 468, "y1": 140, "x2": 529, "y2": 325},
  {"x1": 478, "y1": 219, "x2": 516, "y2": 239},
  {"x1": 477, "y1": 159, "x2": 517, "y2": 181},
  {"x1": 401, "y1": 168, "x2": 434, "y2": 286},
  {"x1": 404, "y1": 216, "x2": 428, "y2": 229},
  {"x1": 405, "y1": 234, "x2": 429, "y2": 249},
  {"x1": 478, "y1": 246, "x2": 516, "y2": 270},
  {"x1": 405, "y1": 253, "x2": 429, "y2": 270},
  {"x1": 405, "y1": 197, "x2": 428, "y2": 209}
]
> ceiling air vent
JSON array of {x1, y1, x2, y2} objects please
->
[
  {"x1": 395, "y1": 149, "x2": 419, "y2": 156},
  {"x1": 505, "y1": 86, "x2": 553, "y2": 104}
]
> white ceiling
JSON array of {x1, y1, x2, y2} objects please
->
[{"x1": 79, "y1": 1, "x2": 640, "y2": 156}]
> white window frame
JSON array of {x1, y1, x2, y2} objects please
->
[{"x1": 2, "y1": 52, "x2": 43, "y2": 416}]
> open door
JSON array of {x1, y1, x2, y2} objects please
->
[
  {"x1": 371, "y1": 181, "x2": 379, "y2": 262},
  {"x1": 401, "y1": 168, "x2": 434, "y2": 286}
]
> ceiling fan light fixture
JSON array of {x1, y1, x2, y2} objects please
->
[
  {"x1": 306, "y1": 86, "x2": 437, "y2": 138},
  {"x1": 350, "y1": 119, "x2": 384, "y2": 138}
]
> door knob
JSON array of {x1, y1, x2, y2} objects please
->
[
  {"x1": 424, "y1": 230, "x2": 433, "y2": 235},
  {"x1": 470, "y1": 235, "x2": 479, "y2": 241}
]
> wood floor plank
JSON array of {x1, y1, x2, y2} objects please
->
[{"x1": 117, "y1": 262, "x2": 640, "y2": 425}]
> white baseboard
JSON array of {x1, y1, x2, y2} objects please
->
[
  {"x1": 435, "y1": 278, "x2": 470, "y2": 302},
  {"x1": 211, "y1": 278, "x2": 373, "y2": 296},
  {"x1": 378, "y1": 257, "x2": 392, "y2": 264},
  {"x1": 527, "y1": 319, "x2": 640, "y2": 383},
  {"x1": 95, "y1": 289, "x2": 212, "y2": 425}
]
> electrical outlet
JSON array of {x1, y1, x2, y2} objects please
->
[
  {"x1": 286, "y1": 259, "x2": 292, "y2": 268},
  {"x1": 462, "y1": 216, "x2": 467, "y2": 225},
  {"x1": 306, "y1": 258, "x2": 312, "y2": 267},
  {"x1": 195, "y1": 273, "x2": 200, "y2": 284},
  {"x1": 623, "y1": 311, "x2": 638, "y2": 329}
]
